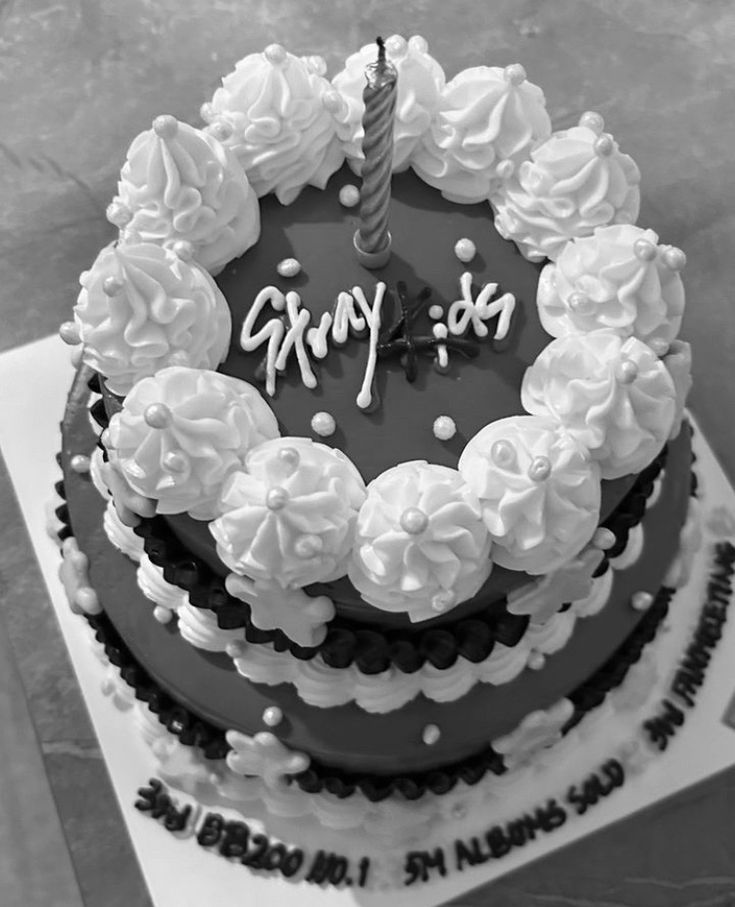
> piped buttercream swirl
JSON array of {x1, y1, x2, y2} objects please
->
[
  {"x1": 348, "y1": 461, "x2": 492, "y2": 621},
  {"x1": 205, "y1": 46, "x2": 344, "y2": 204},
  {"x1": 412, "y1": 64, "x2": 551, "y2": 203},
  {"x1": 521, "y1": 331, "x2": 676, "y2": 480},
  {"x1": 536, "y1": 224, "x2": 686, "y2": 344},
  {"x1": 458, "y1": 415, "x2": 601, "y2": 574},
  {"x1": 75, "y1": 242, "x2": 231, "y2": 396},
  {"x1": 331, "y1": 35, "x2": 445, "y2": 173},
  {"x1": 115, "y1": 116, "x2": 260, "y2": 274},
  {"x1": 107, "y1": 367, "x2": 279, "y2": 520},
  {"x1": 211, "y1": 437, "x2": 366, "y2": 588},
  {"x1": 492, "y1": 116, "x2": 640, "y2": 261}
]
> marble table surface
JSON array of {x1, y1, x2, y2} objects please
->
[{"x1": 1, "y1": 1, "x2": 735, "y2": 904}]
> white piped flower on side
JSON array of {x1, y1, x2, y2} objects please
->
[
  {"x1": 74, "y1": 242, "x2": 232, "y2": 396},
  {"x1": 492, "y1": 698, "x2": 575, "y2": 770},
  {"x1": 413, "y1": 63, "x2": 551, "y2": 203},
  {"x1": 113, "y1": 115, "x2": 260, "y2": 274},
  {"x1": 225, "y1": 730, "x2": 310, "y2": 788},
  {"x1": 211, "y1": 437, "x2": 366, "y2": 588},
  {"x1": 107, "y1": 367, "x2": 279, "y2": 520},
  {"x1": 536, "y1": 224, "x2": 686, "y2": 345},
  {"x1": 521, "y1": 331, "x2": 676, "y2": 480},
  {"x1": 459, "y1": 415, "x2": 601, "y2": 574},
  {"x1": 348, "y1": 461, "x2": 492, "y2": 621},
  {"x1": 492, "y1": 113, "x2": 640, "y2": 262},
  {"x1": 226, "y1": 574, "x2": 335, "y2": 648}
]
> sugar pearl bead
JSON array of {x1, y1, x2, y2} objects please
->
[
  {"x1": 616, "y1": 358, "x2": 639, "y2": 384},
  {"x1": 528, "y1": 650, "x2": 546, "y2": 670},
  {"x1": 172, "y1": 239, "x2": 194, "y2": 261},
  {"x1": 400, "y1": 507, "x2": 428, "y2": 535},
  {"x1": 277, "y1": 257, "x2": 301, "y2": 278},
  {"x1": 163, "y1": 450, "x2": 189, "y2": 473},
  {"x1": 504, "y1": 63, "x2": 527, "y2": 85},
  {"x1": 432, "y1": 323, "x2": 448, "y2": 340},
  {"x1": 496, "y1": 159, "x2": 515, "y2": 180},
  {"x1": 422, "y1": 724, "x2": 441, "y2": 746},
  {"x1": 70, "y1": 454, "x2": 91, "y2": 474},
  {"x1": 144, "y1": 403, "x2": 173, "y2": 429},
  {"x1": 528, "y1": 456, "x2": 551, "y2": 482},
  {"x1": 593, "y1": 134, "x2": 614, "y2": 157},
  {"x1": 663, "y1": 247, "x2": 686, "y2": 270},
  {"x1": 225, "y1": 640, "x2": 246, "y2": 658},
  {"x1": 103, "y1": 276, "x2": 124, "y2": 296},
  {"x1": 264, "y1": 43, "x2": 287, "y2": 65},
  {"x1": 311, "y1": 411, "x2": 336, "y2": 437},
  {"x1": 153, "y1": 606, "x2": 173, "y2": 624},
  {"x1": 569, "y1": 291, "x2": 594, "y2": 315},
  {"x1": 59, "y1": 321, "x2": 81, "y2": 345},
  {"x1": 428, "y1": 304, "x2": 444, "y2": 321},
  {"x1": 593, "y1": 528, "x2": 616, "y2": 551},
  {"x1": 278, "y1": 447, "x2": 300, "y2": 471},
  {"x1": 491, "y1": 439, "x2": 516, "y2": 469},
  {"x1": 409, "y1": 35, "x2": 428, "y2": 53},
  {"x1": 338, "y1": 184, "x2": 360, "y2": 207},
  {"x1": 386, "y1": 35, "x2": 407, "y2": 57},
  {"x1": 633, "y1": 238, "x2": 657, "y2": 262},
  {"x1": 431, "y1": 591, "x2": 455, "y2": 613},
  {"x1": 152, "y1": 115, "x2": 178, "y2": 139},
  {"x1": 106, "y1": 200, "x2": 132, "y2": 227},
  {"x1": 648, "y1": 337, "x2": 670, "y2": 357},
  {"x1": 454, "y1": 238, "x2": 476, "y2": 263},
  {"x1": 295, "y1": 534, "x2": 323, "y2": 558},
  {"x1": 579, "y1": 111, "x2": 605, "y2": 134},
  {"x1": 632, "y1": 591, "x2": 654, "y2": 611},
  {"x1": 266, "y1": 487, "x2": 289, "y2": 511},
  {"x1": 208, "y1": 120, "x2": 232, "y2": 142},
  {"x1": 262, "y1": 706, "x2": 283, "y2": 727},
  {"x1": 76, "y1": 587, "x2": 99, "y2": 614},
  {"x1": 433, "y1": 415, "x2": 456, "y2": 441}
]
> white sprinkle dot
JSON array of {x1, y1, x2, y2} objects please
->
[
  {"x1": 631, "y1": 591, "x2": 653, "y2": 611},
  {"x1": 422, "y1": 724, "x2": 441, "y2": 745},
  {"x1": 153, "y1": 606, "x2": 174, "y2": 624},
  {"x1": 311, "y1": 411, "x2": 336, "y2": 437},
  {"x1": 428, "y1": 304, "x2": 444, "y2": 321},
  {"x1": 339, "y1": 184, "x2": 360, "y2": 208},
  {"x1": 528, "y1": 651, "x2": 546, "y2": 671},
  {"x1": 433, "y1": 415, "x2": 456, "y2": 441},
  {"x1": 70, "y1": 454, "x2": 91, "y2": 474},
  {"x1": 454, "y1": 238, "x2": 476, "y2": 263},
  {"x1": 277, "y1": 258, "x2": 301, "y2": 279},
  {"x1": 263, "y1": 706, "x2": 283, "y2": 727}
]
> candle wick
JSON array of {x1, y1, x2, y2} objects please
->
[{"x1": 376, "y1": 36, "x2": 386, "y2": 66}]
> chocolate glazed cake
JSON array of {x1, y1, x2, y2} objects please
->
[{"x1": 52, "y1": 35, "x2": 710, "y2": 888}]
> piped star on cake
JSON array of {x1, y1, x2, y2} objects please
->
[
  {"x1": 225, "y1": 730, "x2": 310, "y2": 787},
  {"x1": 492, "y1": 698, "x2": 575, "y2": 771}
]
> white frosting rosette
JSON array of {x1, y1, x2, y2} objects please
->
[
  {"x1": 211, "y1": 437, "x2": 366, "y2": 588},
  {"x1": 521, "y1": 331, "x2": 676, "y2": 480},
  {"x1": 112, "y1": 115, "x2": 260, "y2": 275},
  {"x1": 412, "y1": 64, "x2": 551, "y2": 204},
  {"x1": 537, "y1": 224, "x2": 686, "y2": 345},
  {"x1": 458, "y1": 415, "x2": 601, "y2": 574},
  {"x1": 107, "y1": 367, "x2": 279, "y2": 520},
  {"x1": 204, "y1": 45, "x2": 343, "y2": 204},
  {"x1": 492, "y1": 113, "x2": 641, "y2": 262},
  {"x1": 662, "y1": 339, "x2": 693, "y2": 439},
  {"x1": 331, "y1": 35, "x2": 445, "y2": 173},
  {"x1": 74, "y1": 241, "x2": 231, "y2": 396},
  {"x1": 348, "y1": 461, "x2": 492, "y2": 622}
]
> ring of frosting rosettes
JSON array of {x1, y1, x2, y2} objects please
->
[{"x1": 62, "y1": 36, "x2": 692, "y2": 647}]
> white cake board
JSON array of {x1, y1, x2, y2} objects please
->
[{"x1": 3, "y1": 333, "x2": 735, "y2": 907}]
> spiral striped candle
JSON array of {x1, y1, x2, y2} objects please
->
[{"x1": 355, "y1": 38, "x2": 397, "y2": 267}]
